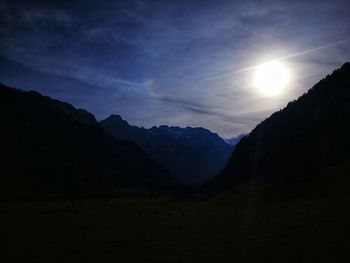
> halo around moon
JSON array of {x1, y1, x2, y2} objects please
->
[{"x1": 254, "y1": 61, "x2": 290, "y2": 96}]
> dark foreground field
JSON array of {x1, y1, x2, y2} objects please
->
[{"x1": 1, "y1": 192, "x2": 349, "y2": 263}]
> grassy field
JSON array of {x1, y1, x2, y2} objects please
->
[{"x1": 1, "y1": 192, "x2": 350, "y2": 263}]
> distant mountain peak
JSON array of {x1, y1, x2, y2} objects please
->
[
  {"x1": 106, "y1": 114, "x2": 127, "y2": 122},
  {"x1": 101, "y1": 115, "x2": 233, "y2": 184},
  {"x1": 104, "y1": 114, "x2": 130, "y2": 127},
  {"x1": 224, "y1": 134, "x2": 246, "y2": 146}
]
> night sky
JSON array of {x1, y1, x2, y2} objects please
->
[{"x1": 1, "y1": 0, "x2": 350, "y2": 137}]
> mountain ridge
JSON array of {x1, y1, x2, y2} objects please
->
[
  {"x1": 208, "y1": 62, "x2": 350, "y2": 194},
  {"x1": 101, "y1": 114, "x2": 233, "y2": 184},
  {"x1": 0, "y1": 84, "x2": 179, "y2": 200}
]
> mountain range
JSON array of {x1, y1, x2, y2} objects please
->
[
  {"x1": 0, "y1": 84, "x2": 179, "y2": 201},
  {"x1": 100, "y1": 115, "x2": 233, "y2": 184},
  {"x1": 2, "y1": 62, "x2": 350, "y2": 201}
]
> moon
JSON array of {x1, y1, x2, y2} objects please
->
[{"x1": 254, "y1": 61, "x2": 290, "y2": 96}]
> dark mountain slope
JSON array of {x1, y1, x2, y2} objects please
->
[
  {"x1": 101, "y1": 115, "x2": 232, "y2": 184},
  {"x1": 0, "y1": 84, "x2": 178, "y2": 200},
  {"x1": 209, "y1": 62, "x2": 350, "y2": 193}
]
